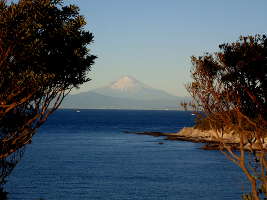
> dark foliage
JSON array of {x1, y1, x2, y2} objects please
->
[
  {"x1": 186, "y1": 35, "x2": 267, "y2": 200},
  {"x1": 187, "y1": 35, "x2": 267, "y2": 133},
  {"x1": 0, "y1": 0, "x2": 96, "y2": 158}
]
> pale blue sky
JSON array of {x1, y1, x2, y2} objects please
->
[{"x1": 69, "y1": 0, "x2": 267, "y2": 96}]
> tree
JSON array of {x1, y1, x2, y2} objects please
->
[
  {"x1": 0, "y1": 0, "x2": 96, "y2": 161},
  {"x1": 186, "y1": 35, "x2": 267, "y2": 199}
]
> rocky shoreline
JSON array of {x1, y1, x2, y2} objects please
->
[{"x1": 124, "y1": 127, "x2": 263, "y2": 151}]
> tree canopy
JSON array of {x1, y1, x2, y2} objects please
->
[
  {"x1": 187, "y1": 35, "x2": 266, "y2": 134},
  {"x1": 0, "y1": 0, "x2": 96, "y2": 158},
  {"x1": 186, "y1": 35, "x2": 267, "y2": 199}
]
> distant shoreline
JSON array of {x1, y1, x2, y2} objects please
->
[
  {"x1": 124, "y1": 127, "x2": 267, "y2": 151},
  {"x1": 58, "y1": 108, "x2": 187, "y2": 111},
  {"x1": 123, "y1": 128, "x2": 235, "y2": 150}
]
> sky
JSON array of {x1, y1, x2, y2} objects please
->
[{"x1": 68, "y1": 0, "x2": 267, "y2": 96}]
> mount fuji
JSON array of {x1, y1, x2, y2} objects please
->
[
  {"x1": 62, "y1": 76, "x2": 189, "y2": 110},
  {"x1": 93, "y1": 76, "x2": 178, "y2": 101}
]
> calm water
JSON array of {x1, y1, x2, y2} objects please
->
[{"x1": 6, "y1": 109, "x2": 248, "y2": 200}]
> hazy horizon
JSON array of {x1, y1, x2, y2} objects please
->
[{"x1": 73, "y1": 75, "x2": 188, "y2": 97}]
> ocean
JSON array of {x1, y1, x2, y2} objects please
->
[{"x1": 6, "y1": 109, "x2": 248, "y2": 200}]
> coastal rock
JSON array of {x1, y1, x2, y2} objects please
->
[
  {"x1": 124, "y1": 127, "x2": 267, "y2": 151},
  {"x1": 177, "y1": 127, "x2": 239, "y2": 143},
  {"x1": 200, "y1": 143, "x2": 221, "y2": 150}
]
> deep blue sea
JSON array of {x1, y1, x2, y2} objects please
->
[{"x1": 6, "y1": 109, "x2": 248, "y2": 200}]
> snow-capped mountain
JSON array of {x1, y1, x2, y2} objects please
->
[
  {"x1": 62, "y1": 76, "x2": 190, "y2": 109},
  {"x1": 93, "y1": 76, "x2": 178, "y2": 101},
  {"x1": 109, "y1": 76, "x2": 144, "y2": 91}
]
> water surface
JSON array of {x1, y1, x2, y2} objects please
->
[{"x1": 6, "y1": 109, "x2": 247, "y2": 199}]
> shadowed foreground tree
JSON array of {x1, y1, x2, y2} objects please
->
[
  {"x1": 0, "y1": 0, "x2": 96, "y2": 191},
  {"x1": 185, "y1": 35, "x2": 267, "y2": 200}
]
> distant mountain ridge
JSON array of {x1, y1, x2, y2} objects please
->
[
  {"x1": 62, "y1": 76, "x2": 190, "y2": 110},
  {"x1": 92, "y1": 75, "x2": 178, "y2": 101}
]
